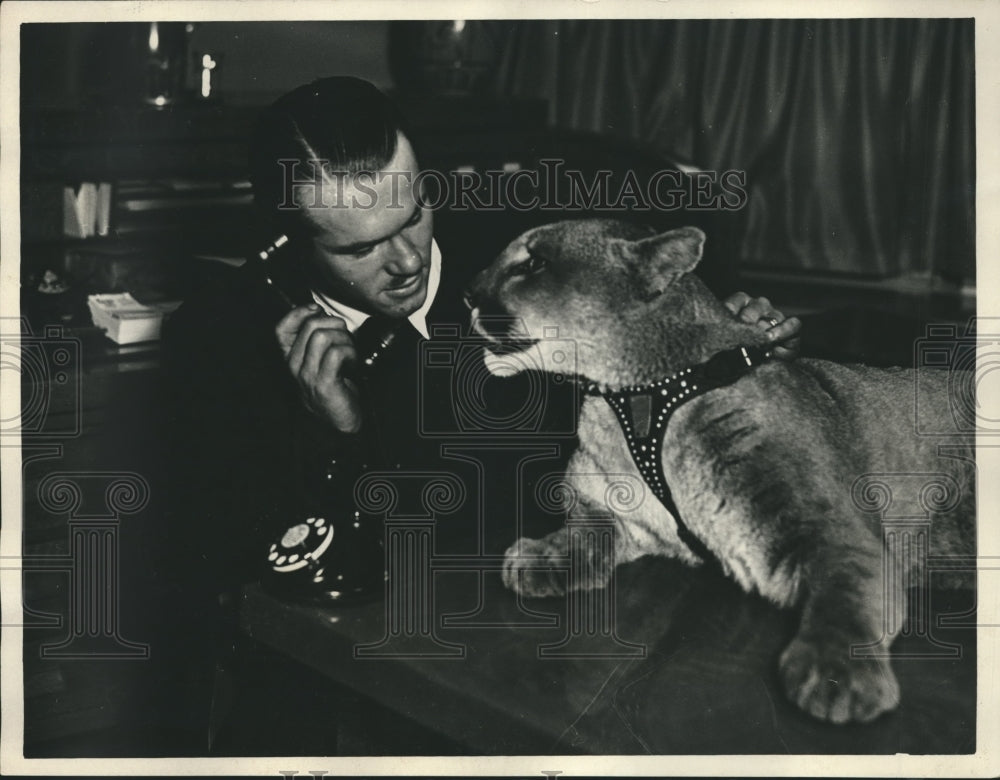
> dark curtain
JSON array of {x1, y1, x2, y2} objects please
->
[{"x1": 496, "y1": 19, "x2": 974, "y2": 281}]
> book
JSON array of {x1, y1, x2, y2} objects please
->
[
  {"x1": 63, "y1": 182, "x2": 96, "y2": 238},
  {"x1": 96, "y1": 182, "x2": 112, "y2": 236},
  {"x1": 63, "y1": 181, "x2": 113, "y2": 238}
]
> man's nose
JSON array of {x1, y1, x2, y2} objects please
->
[
  {"x1": 463, "y1": 289, "x2": 479, "y2": 311},
  {"x1": 385, "y1": 234, "x2": 423, "y2": 274}
]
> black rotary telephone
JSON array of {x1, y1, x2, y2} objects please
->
[
  {"x1": 250, "y1": 235, "x2": 389, "y2": 605},
  {"x1": 264, "y1": 510, "x2": 384, "y2": 605}
]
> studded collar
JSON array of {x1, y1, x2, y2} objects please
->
[{"x1": 583, "y1": 345, "x2": 772, "y2": 562}]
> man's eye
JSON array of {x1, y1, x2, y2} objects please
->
[
  {"x1": 511, "y1": 253, "x2": 547, "y2": 276},
  {"x1": 351, "y1": 246, "x2": 375, "y2": 259}
]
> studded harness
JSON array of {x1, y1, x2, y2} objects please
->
[{"x1": 583, "y1": 345, "x2": 772, "y2": 563}]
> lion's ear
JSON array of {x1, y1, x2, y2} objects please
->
[{"x1": 626, "y1": 226, "x2": 706, "y2": 293}]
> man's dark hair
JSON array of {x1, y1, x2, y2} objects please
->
[{"x1": 249, "y1": 76, "x2": 409, "y2": 237}]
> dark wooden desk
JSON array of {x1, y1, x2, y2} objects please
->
[{"x1": 240, "y1": 554, "x2": 976, "y2": 755}]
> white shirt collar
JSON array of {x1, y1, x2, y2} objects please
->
[{"x1": 310, "y1": 239, "x2": 441, "y2": 339}]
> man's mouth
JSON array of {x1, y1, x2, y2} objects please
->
[{"x1": 384, "y1": 271, "x2": 424, "y2": 298}]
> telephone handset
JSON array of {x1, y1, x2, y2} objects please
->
[
  {"x1": 251, "y1": 233, "x2": 400, "y2": 363},
  {"x1": 252, "y1": 234, "x2": 387, "y2": 605},
  {"x1": 249, "y1": 233, "x2": 299, "y2": 311}
]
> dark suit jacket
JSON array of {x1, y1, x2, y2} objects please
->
[{"x1": 163, "y1": 243, "x2": 577, "y2": 592}]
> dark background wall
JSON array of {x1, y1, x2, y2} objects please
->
[
  {"x1": 21, "y1": 22, "x2": 394, "y2": 109},
  {"x1": 20, "y1": 19, "x2": 976, "y2": 283}
]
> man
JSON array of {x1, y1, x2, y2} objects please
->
[
  {"x1": 166, "y1": 76, "x2": 801, "y2": 592},
  {"x1": 270, "y1": 122, "x2": 436, "y2": 435}
]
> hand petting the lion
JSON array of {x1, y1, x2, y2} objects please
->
[{"x1": 723, "y1": 292, "x2": 802, "y2": 360}]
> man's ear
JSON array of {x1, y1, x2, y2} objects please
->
[{"x1": 626, "y1": 226, "x2": 706, "y2": 296}]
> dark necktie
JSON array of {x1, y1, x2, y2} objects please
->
[
  {"x1": 352, "y1": 315, "x2": 423, "y2": 369},
  {"x1": 351, "y1": 315, "x2": 424, "y2": 466}
]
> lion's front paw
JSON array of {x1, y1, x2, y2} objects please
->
[
  {"x1": 501, "y1": 535, "x2": 568, "y2": 598},
  {"x1": 779, "y1": 636, "x2": 900, "y2": 724}
]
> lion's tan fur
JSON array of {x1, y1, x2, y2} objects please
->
[{"x1": 468, "y1": 219, "x2": 975, "y2": 725}]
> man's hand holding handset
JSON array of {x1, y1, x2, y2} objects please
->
[{"x1": 275, "y1": 304, "x2": 364, "y2": 434}]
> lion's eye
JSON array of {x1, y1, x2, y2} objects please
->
[{"x1": 511, "y1": 252, "x2": 548, "y2": 277}]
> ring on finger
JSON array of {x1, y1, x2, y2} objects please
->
[{"x1": 766, "y1": 317, "x2": 780, "y2": 327}]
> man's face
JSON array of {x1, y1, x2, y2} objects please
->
[{"x1": 294, "y1": 132, "x2": 434, "y2": 318}]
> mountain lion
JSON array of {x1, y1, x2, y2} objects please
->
[{"x1": 465, "y1": 219, "x2": 975, "y2": 725}]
